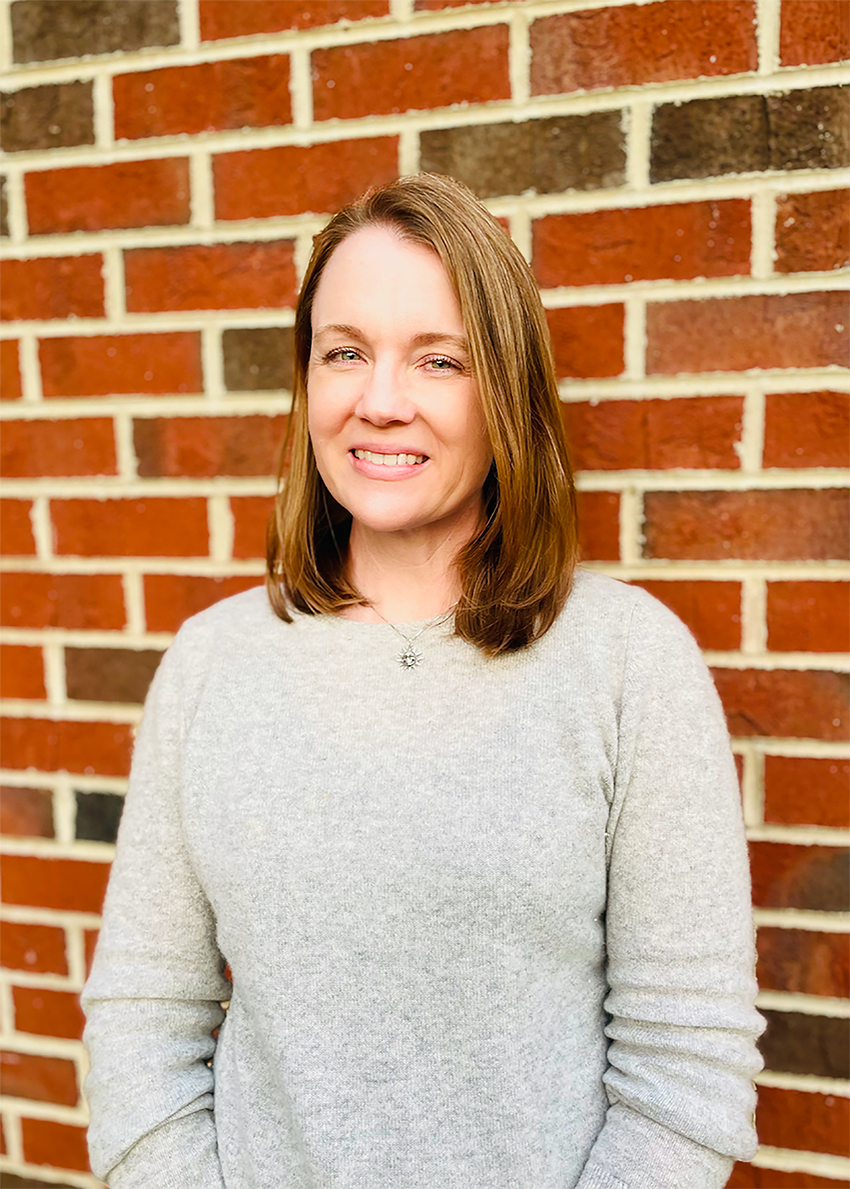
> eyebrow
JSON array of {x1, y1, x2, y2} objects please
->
[{"x1": 313, "y1": 324, "x2": 470, "y2": 353}]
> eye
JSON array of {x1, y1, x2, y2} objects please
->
[
  {"x1": 323, "y1": 347, "x2": 362, "y2": 364},
  {"x1": 422, "y1": 354, "x2": 463, "y2": 373}
]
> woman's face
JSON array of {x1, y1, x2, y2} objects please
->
[{"x1": 307, "y1": 226, "x2": 493, "y2": 547}]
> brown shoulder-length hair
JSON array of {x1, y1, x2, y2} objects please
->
[{"x1": 266, "y1": 173, "x2": 578, "y2": 656}]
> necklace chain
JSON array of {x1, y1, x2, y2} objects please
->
[{"x1": 370, "y1": 603, "x2": 458, "y2": 670}]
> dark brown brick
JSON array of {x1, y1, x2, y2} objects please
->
[
  {"x1": 65, "y1": 646, "x2": 163, "y2": 705},
  {"x1": 1, "y1": 81, "x2": 93, "y2": 153},
  {"x1": 134, "y1": 415, "x2": 286, "y2": 478},
  {"x1": 419, "y1": 112, "x2": 625, "y2": 200},
  {"x1": 0, "y1": 175, "x2": 7, "y2": 238},
  {"x1": 11, "y1": 0, "x2": 179, "y2": 65},
  {"x1": 750, "y1": 842, "x2": 849, "y2": 911},
  {"x1": 0, "y1": 785, "x2": 53, "y2": 837},
  {"x1": 768, "y1": 87, "x2": 849, "y2": 171},
  {"x1": 775, "y1": 189, "x2": 850, "y2": 274},
  {"x1": 223, "y1": 327, "x2": 294, "y2": 392},
  {"x1": 757, "y1": 927, "x2": 849, "y2": 998},
  {"x1": 651, "y1": 94, "x2": 769, "y2": 182},
  {"x1": 759, "y1": 1009, "x2": 849, "y2": 1079},
  {"x1": 75, "y1": 789, "x2": 123, "y2": 843}
]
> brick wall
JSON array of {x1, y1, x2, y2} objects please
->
[{"x1": 0, "y1": 0, "x2": 847, "y2": 1184}]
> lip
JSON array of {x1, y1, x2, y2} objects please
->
[{"x1": 349, "y1": 448, "x2": 430, "y2": 481}]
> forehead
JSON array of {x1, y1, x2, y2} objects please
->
[{"x1": 312, "y1": 226, "x2": 464, "y2": 332}]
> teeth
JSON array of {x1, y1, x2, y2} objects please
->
[{"x1": 354, "y1": 450, "x2": 426, "y2": 466}]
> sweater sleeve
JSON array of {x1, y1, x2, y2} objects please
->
[
  {"x1": 81, "y1": 634, "x2": 230, "y2": 1189},
  {"x1": 575, "y1": 594, "x2": 765, "y2": 1189}
]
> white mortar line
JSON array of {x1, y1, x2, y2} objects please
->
[
  {"x1": 740, "y1": 745, "x2": 763, "y2": 828},
  {"x1": 0, "y1": 835, "x2": 118, "y2": 860},
  {"x1": 189, "y1": 149, "x2": 215, "y2": 229},
  {"x1": 65, "y1": 922, "x2": 89, "y2": 990},
  {"x1": 510, "y1": 204, "x2": 533, "y2": 265},
  {"x1": 122, "y1": 570, "x2": 146, "y2": 636},
  {"x1": 179, "y1": 0, "x2": 201, "y2": 52},
  {"x1": 28, "y1": 496, "x2": 52, "y2": 560},
  {"x1": 625, "y1": 100, "x2": 651, "y2": 190},
  {"x1": 397, "y1": 125, "x2": 419, "y2": 176},
  {"x1": 17, "y1": 333, "x2": 42, "y2": 403},
  {"x1": 91, "y1": 70, "x2": 114, "y2": 150},
  {"x1": 50, "y1": 777, "x2": 75, "y2": 847},
  {"x1": 622, "y1": 293, "x2": 646, "y2": 381},
  {"x1": 113, "y1": 410, "x2": 137, "y2": 481},
  {"x1": 3, "y1": 1107, "x2": 23, "y2": 1166},
  {"x1": 756, "y1": 1069, "x2": 850, "y2": 1096},
  {"x1": 101, "y1": 244, "x2": 125, "y2": 321},
  {"x1": 201, "y1": 324, "x2": 224, "y2": 402},
  {"x1": 289, "y1": 44, "x2": 313, "y2": 130},
  {"x1": 0, "y1": 0, "x2": 12, "y2": 75},
  {"x1": 3, "y1": 168, "x2": 27, "y2": 243},
  {"x1": 508, "y1": 6, "x2": 530, "y2": 107},
  {"x1": 294, "y1": 231, "x2": 317, "y2": 286},
  {"x1": 389, "y1": 0, "x2": 415, "y2": 19},
  {"x1": 41, "y1": 638, "x2": 65, "y2": 707},
  {"x1": 750, "y1": 189, "x2": 777, "y2": 280},
  {"x1": 0, "y1": 904, "x2": 103, "y2": 928},
  {"x1": 756, "y1": 0, "x2": 781, "y2": 76},
  {"x1": 757, "y1": 993, "x2": 850, "y2": 1020},
  {"x1": 753, "y1": 909, "x2": 850, "y2": 931},
  {"x1": 747, "y1": 822, "x2": 849, "y2": 846},
  {"x1": 208, "y1": 494, "x2": 234, "y2": 562},
  {"x1": 752, "y1": 1147, "x2": 850, "y2": 1180},
  {"x1": 617, "y1": 487, "x2": 641, "y2": 565},
  {"x1": 739, "y1": 386, "x2": 766, "y2": 472},
  {"x1": 741, "y1": 575, "x2": 768, "y2": 655},
  {"x1": 0, "y1": 700, "x2": 142, "y2": 724}
]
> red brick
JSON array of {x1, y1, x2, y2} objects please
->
[
  {"x1": 562, "y1": 396, "x2": 743, "y2": 472},
  {"x1": 0, "y1": 572, "x2": 125, "y2": 630},
  {"x1": 775, "y1": 189, "x2": 850, "y2": 274},
  {"x1": 757, "y1": 928, "x2": 849, "y2": 999},
  {"x1": 232, "y1": 495, "x2": 275, "y2": 560},
  {"x1": 114, "y1": 56, "x2": 292, "y2": 141},
  {"x1": 1, "y1": 855, "x2": 110, "y2": 914},
  {"x1": 0, "y1": 255, "x2": 104, "y2": 322},
  {"x1": 21, "y1": 1116, "x2": 89, "y2": 1172},
  {"x1": 729, "y1": 1164, "x2": 850, "y2": 1188},
  {"x1": 0, "y1": 921, "x2": 68, "y2": 976},
  {"x1": 214, "y1": 137, "x2": 398, "y2": 221},
  {"x1": 312, "y1": 26, "x2": 511, "y2": 122},
  {"x1": 764, "y1": 755, "x2": 850, "y2": 829},
  {"x1": 629, "y1": 581, "x2": 741, "y2": 651},
  {"x1": 0, "y1": 1049, "x2": 77, "y2": 1106},
  {"x1": 533, "y1": 201, "x2": 751, "y2": 288},
  {"x1": 0, "y1": 785, "x2": 53, "y2": 837},
  {"x1": 40, "y1": 330, "x2": 203, "y2": 399},
  {"x1": 1, "y1": 417, "x2": 117, "y2": 477},
  {"x1": 546, "y1": 306, "x2": 625, "y2": 379},
  {"x1": 647, "y1": 292, "x2": 850, "y2": 374},
  {"x1": 767, "y1": 581, "x2": 850, "y2": 652},
  {"x1": 0, "y1": 500, "x2": 36, "y2": 556},
  {"x1": 576, "y1": 491, "x2": 620, "y2": 561},
  {"x1": 780, "y1": 0, "x2": 850, "y2": 66},
  {"x1": 643, "y1": 489, "x2": 849, "y2": 561},
  {"x1": 134, "y1": 414, "x2": 286, "y2": 479},
  {"x1": 0, "y1": 717, "x2": 134, "y2": 777},
  {"x1": 759, "y1": 1086, "x2": 850, "y2": 1160},
  {"x1": 763, "y1": 391, "x2": 849, "y2": 468},
  {"x1": 749, "y1": 841, "x2": 848, "y2": 911},
  {"x1": 13, "y1": 986, "x2": 86, "y2": 1041},
  {"x1": 712, "y1": 667, "x2": 848, "y2": 740},
  {"x1": 531, "y1": 1, "x2": 757, "y2": 95},
  {"x1": 25, "y1": 158, "x2": 190, "y2": 235},
  {"x1": 200, "y1": 0, "x2": 388, "y2": 39},
  {"x1": 0, "y1": 339, "x2": 22, "y2": 400},
  {"x1": 144, "y1": 574, "x2": 262, "y2": 633},
  {"x1": 0, "y1": 645, "x2": 45, "y2": 700},
  {"x1": 124, "y1": 241, "x2": 296, "y2": 313},
  {"x1": 84, "y1": 928, "x2": 98, "y2": 977},
  {"x1": 51, "y1": 497, "x2": 209, "y2": 558}
]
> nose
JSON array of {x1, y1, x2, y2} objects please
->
[{"x1": 354, "y1": 358, "x2": 415, "y2": 426}]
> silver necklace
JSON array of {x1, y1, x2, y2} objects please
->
[{"x1": 370, "y1": 604, "x2": 457, "y2": 670}]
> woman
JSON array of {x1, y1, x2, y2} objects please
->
[{"x1": 83, "y1": 174, "x2": 764, "y2": 1189}]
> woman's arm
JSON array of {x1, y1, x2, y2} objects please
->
[
  {"x1": 576, "y1": 592, "x2": 764, "y2": 1189},
  {"x1": 81, "y1": 636, "x2": 230, "y2": 1188}
]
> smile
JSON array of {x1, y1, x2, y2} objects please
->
[{"x1": 352, "y1": 450, "x2": 427, "y2": 466}]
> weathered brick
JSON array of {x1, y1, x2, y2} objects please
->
[
  {"x1": 757, "y1": 928, "x2": 849, "y2": 999},
  {"x1": 562, "y1": 396, "x2": 743, "y2": 471},
  {"x1": 0, "y1": 920, "x2": 67, "y2": 976},
  {"x1": 1, "y1": 80, "x2": 93, "y2": 153},
  {"x1": 0, "y1": 572, "x2": 125, "y2": 630},
  {"x1": 775, "y1": 189, "x2": 850, "y2": 274},
  {"x1": 214, "y1": 137, "x2": 398, "y2": 222},
  {"x1": 124, "y1": 241, "x2": 296, "y2": 313},
  {"x1": 768, "y1": 87, "x2": 850, "y2": 171},
  {"x1": 546, "y1": 306, "x2": 625, "y2": 379},
  {"x1": 0, "y1": 785, "x2": 53, "y2": 837},
  {"x1": 0, "y1": 1049, "x2": 77, "y2": 1106},
  {"x1": 534, "y1": 200, "x2": 750, "y2": 288},
  {"x1": 312, "y1": 26, "x2": 510, "y2": 122},
  {"x1": 647, "y1": 292, "x2": 849, "y2": 374},
  {"x1": 530, "y1": 1, "x2": 756, "y2": 96},
  {"x1": 759, "y1": 1010, "x2": 849, "y2": 1079},
  {"x1": 729, "y1": 1166, "x2": 850, "y2": 1189},
  {"x1": 0, "y1": 255, "x2": 104, "y2": 322},
  {"x1": 0, "y1": 645, "x2": 45, "y2": 700},
  {"x1": 1, "y1": 855, "x2": 110, "y2": 913},
  {"x1": 114, "y1": 55, "x2": 292, "y2": 141},
  {"x1": 0, "y1": 717, "x2": 134, "y2": 777},
  {"x1": 223, "y1": 327, "x2": 294, "y2": 392},
  {"x1": 1, "y1": 339, "x2": 22, "y2": 400},
  {"x1": 13, "y1": 986, "x2": 86, "y2": 1041},
  {"x1": 420, "y1": 112, "x2": 625, "y2": 200},
  {"x1": 750, "y1": 842, "x2": 849, "y2": 912},
  {"x1": 51, "y1": 497, "x2": 209, "y2": 558},
  {"x1": 767, "y1": 581, "x2": 850, "y2": 653},
  {"x1": 143, "y1": 574, "x2": 261, "y2": 633},
  {"x1": 200, "y1": 0, "x2": 388, "y2": 39},
  {"x1": 40, "y1": 331, "x2": 203, "y2": 398},
  {"x1": 232, "y1": 495, "x2": 275, "y2": 560},
  {"x1": 75, "y1": 790, "x2": 124, "y2": 843},
  {"x1": 758, "y1": 1089, "x2": 850, "y2": 1168},
  {"x1": 764, "y1": 755, "x2": 850, "y2": 829},
  {"x1": 628, "y1": 581, "x2": 741, "y2": 652},
  {"x1": 65, "y1": 647, "x2": 162, "y2": 706},
  {"x1": 26, "y1": 158, "x2": 190, "y2": 235},
  {"x1": 780, "y1": 0, "x2": 850, "y2": 66},
  {"x1": 576, "y1": 491, "x2": 619, "y2": 561},
  {"x1": 0, "y1": 500, "x2": 36, "y2": 555},
  {"x1": 11, "y1": 0, "x2": 179, "y2": 64},
  {"x1": 1, "y1": 417, "x2": 117, "y2": 477},
  {"x1": 712, "y1": 667, "x2": 848, "y2": 740},
  {"x1": 21, "y1": 1116, "x2": 89, "y2": 1172},
  {"x1": 134, "y1": 415, "x2": 286, "y2": 479},
  {"x1": 764, "y1": 391, "x2": 849, "y2": 468}
]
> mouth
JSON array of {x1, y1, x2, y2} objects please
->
[{"x1": 351, "y1": 449, "x2": 428, "y2": 467}]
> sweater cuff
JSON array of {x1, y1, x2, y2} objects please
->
[{"x1": 105, "y1": 1111, "x2": 226, "y2": 1189}]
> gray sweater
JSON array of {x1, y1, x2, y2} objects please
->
[{"x1": 82, "y1": 569, "x2": 764, "y2": 1189}]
